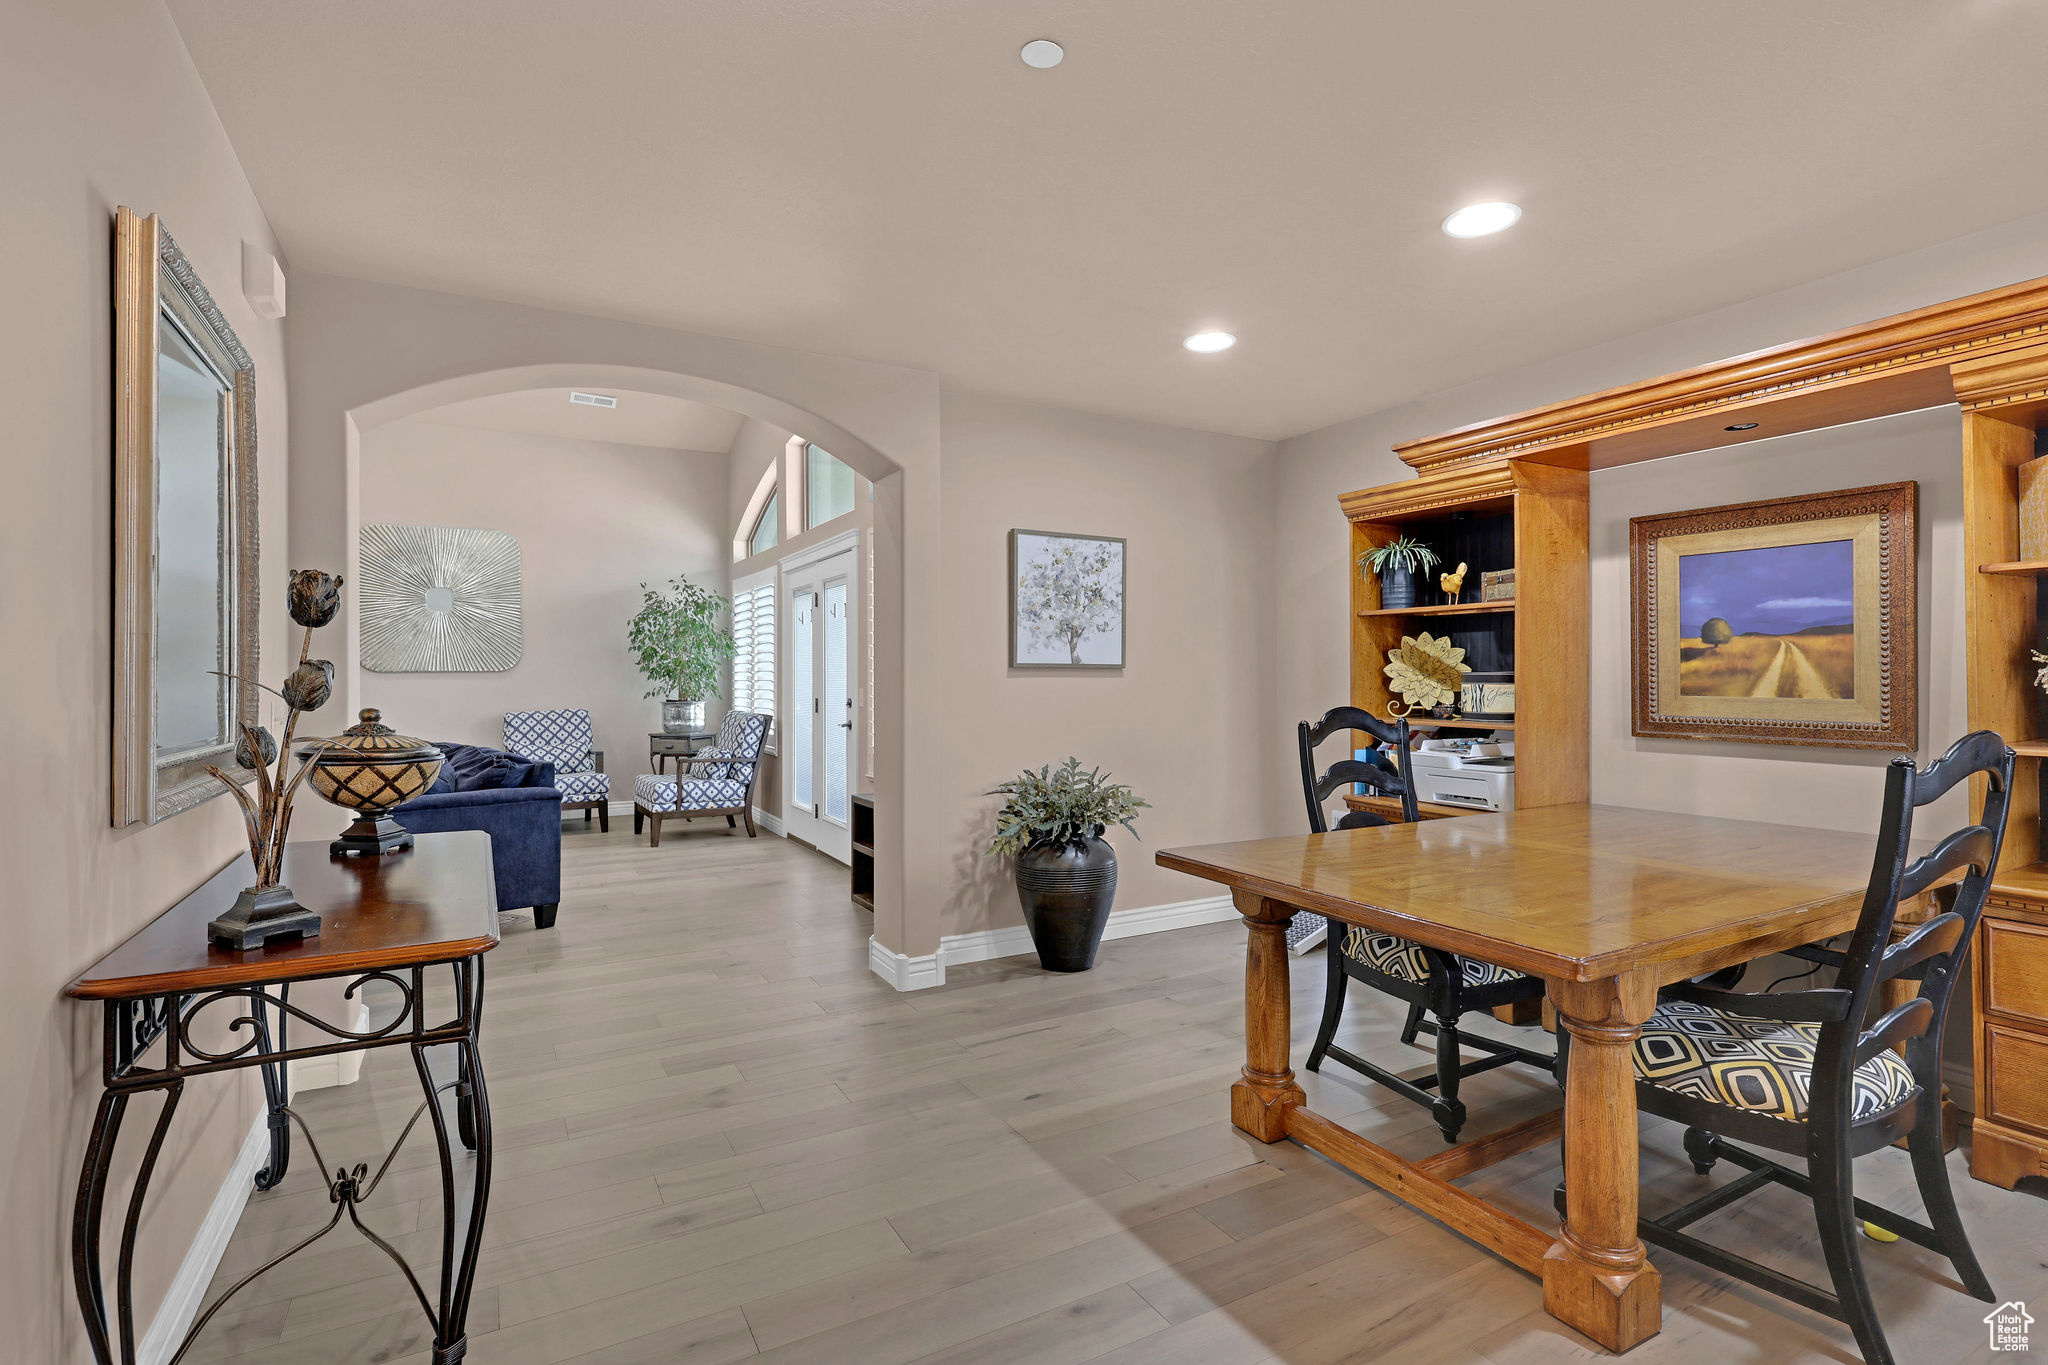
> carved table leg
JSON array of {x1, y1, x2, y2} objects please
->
[
  {"x1": 1544, "y1": 972, "x2": 1662, "y2": 1352},
  {"x1": 1232, "y1": 890, "x2": 1306, "y2": 1142}
]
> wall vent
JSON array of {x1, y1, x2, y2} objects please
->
[{"x1": 569, "y1": 391, "x2": 617, "y2": 408}]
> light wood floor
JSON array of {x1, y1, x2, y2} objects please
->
[{"x1": 193, "y1": 821, "x2": 2047, "y2": 1365}]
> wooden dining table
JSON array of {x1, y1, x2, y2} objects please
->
[{"x1": 1157, "y1": 802, "x2": 1896, "y2": 1354}]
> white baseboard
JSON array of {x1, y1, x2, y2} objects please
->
[
  {"x1": 753, "y1": 807, "x2": 783, "y2": 836},
  {"x1": 869, "y1": 935, "x2": 945, "y2": 990},
  {"x1": 869, "y1": 893, "x2": 1239, "y2": 991},
  {"x1": 138, "y1": 1110, "x2": 268, "y2": 1365},
  {"x1": 287, "y1": 997, "x2": 371, "y2": 1092}
]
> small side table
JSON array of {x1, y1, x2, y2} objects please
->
[
  {"x1": 649, "y1": 729, "x2": 716, "y2": 775},
  {"x1": 66, "y1": 832, "x2": 499, "y2": 1365}
]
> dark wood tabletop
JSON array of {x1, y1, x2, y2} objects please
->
[{"x1": 68, "y1": 831, "x2": 500, "y2": 1000}]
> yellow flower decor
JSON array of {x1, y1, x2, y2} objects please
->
[{"x1": 1383, "y1": 632, "x2": 1470, "y2": 715}]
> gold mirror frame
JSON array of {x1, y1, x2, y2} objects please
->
[{"x1": 112, "y1": 206, "x2": 260, "y2": 826}]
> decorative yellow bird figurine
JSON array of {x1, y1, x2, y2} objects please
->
[{"x1": 1439, "y1": 561, "x2": 1468, "y2": 601}]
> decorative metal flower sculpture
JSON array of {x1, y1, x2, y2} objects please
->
[
  {"x1": 1383, "y1": 632, "x2": 1471, "y2": 717},
  {"x1": 202, "y1": 569, "x2": 345, "y2": 949}
]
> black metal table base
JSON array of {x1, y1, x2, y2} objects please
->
[{"x1": 72, "y1": 957, "x2": 492, "y2": 1365}]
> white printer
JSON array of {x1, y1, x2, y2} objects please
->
[{"x1": 1407, "y1": 736, "x2": 1515, "y2": 812}]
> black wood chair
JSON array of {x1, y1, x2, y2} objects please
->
[
  {"x1": 1297, "y1": 706, "x2": 1554, "y2": 1142},
  {"x1": 1623, "y1": 731, "x2": 2013, "y2": 1365}
]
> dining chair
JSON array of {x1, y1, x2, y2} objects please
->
[
  {"x1": 1297, "y1": 705, "x2": 1554, "y2": 1142},
  {"x1": 1623, "y1": 731, "x2": 2013, "y2": 1365}
]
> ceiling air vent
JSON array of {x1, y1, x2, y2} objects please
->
[{"x1": 569, "y1": 391, "x2": 617, "y2": 408}]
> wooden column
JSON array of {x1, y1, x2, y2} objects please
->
[
  {"x1": 1543, "y1": 971, "x2": 1662, "y2": 1353},
  {"x1": 1231, "y1": 889, "x2": 1305, "y2": 1142}
]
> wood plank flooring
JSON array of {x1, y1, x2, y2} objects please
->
[{"x1": 196, "y1": 822, "x2": 2048, "y2": 1364}]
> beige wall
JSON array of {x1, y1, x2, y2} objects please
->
[
  {"x1": 1, "y1": 3, "x2": 291, "y2": 1356},
  {"x1": 1588, "y1": 407, "x2": 1969, "y2": 831},
  {"x1": 358, "y1": 419, "x2": 730, "y2": 777},
  {"x1": 937, "y1": 390, "x2": 1283, "y2": 937},
  {"x1": 282, "y1": 273, "x2": 949, "y2": 957}
]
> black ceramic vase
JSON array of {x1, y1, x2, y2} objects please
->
[
  {"x1": 1379, "y1": 564, "x2": 1417, "y2": 610},
  {"x1": 1015, "y1": 830, "x2": 1119, "y2": 972}
]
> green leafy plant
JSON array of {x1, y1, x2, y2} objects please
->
[
  {"x1": 627, "y1": 575, "x2": 735, "y2": 702},
  {"x1": 1359, "y1": 535, "x2": 1441, "y2": 578},
  {"x1": 986, "y1": 758, "x2": 1149, "y2": 857}
]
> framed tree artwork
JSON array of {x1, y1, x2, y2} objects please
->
[
  {"x1": 1630, "y1": 481, "x2": 1917, "y2": 749},
  {"x1": 1010, "y1": 529, "x2": 1126, "y2": 668}
]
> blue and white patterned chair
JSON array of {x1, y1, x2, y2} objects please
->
[
  {"x1": 504, "y1": 709, "x2": 610, "y2": 833},
  {"x1": 633, "y1": 711, "x2": 769, "y2": 846}
]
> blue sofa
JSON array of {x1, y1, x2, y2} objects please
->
[{"x1": 392, "y1": 743, "x2": 564, "y2": 928}]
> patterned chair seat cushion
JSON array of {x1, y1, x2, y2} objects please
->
[
  {"x1": 1633, "y1": 999, "x2": 1917, "y2": 1122},
  {"x1": 553, "y1": 769, "x2": 610, "y2": 803},
  {"x1": 1339, "y1": 926, "x2": 1527, "y2": 988},
  {"x1": 635, "y1": 772, "x2": 750, "y2": 813}
]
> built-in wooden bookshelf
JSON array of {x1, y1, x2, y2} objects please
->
[{"x1": 1341, "y1": 460, "x2": 1588, "y2": 811}]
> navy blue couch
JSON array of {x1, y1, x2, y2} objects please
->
[{"x1": 392, "y1": 743, "x2": 564, "y2": 928}]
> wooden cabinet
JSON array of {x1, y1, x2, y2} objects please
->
[
  {"x1": 1972, "y1": 884, "x2": 2048, "y2": 1186},
  {"x1": 850, "y1": 793, "x2": 875, "y2": 912},
  {"x1": 1959, "y1": 362, "x2": 2048, "y2": 1187},
  {"x1": 1341, "y1": 460, "x2": 1589, "y2": 813}
]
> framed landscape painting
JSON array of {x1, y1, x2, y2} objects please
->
[
  {"x1": 1010, "y1": 529, "x2": 1126, "y2": 668},
  {"x1": 1630, "y1": 482, "x2": 1916, "y2": 749}
]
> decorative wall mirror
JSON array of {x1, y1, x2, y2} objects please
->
[{"x1": 112, "y1": 206, "x2": 260, "y2": 826}]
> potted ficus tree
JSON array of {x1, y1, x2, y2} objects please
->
[
  {"x1": 1360, "y1": 536, "x2": 1440, "y2": 611},
  {"x1": 628, "y1": 575, "x2": 736, "y2": 733},
  {"x1": 987, "y1": 758, "x2": 1149, "y2": 971}
]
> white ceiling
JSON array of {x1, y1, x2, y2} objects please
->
[
  {"x1": 414, "y1": 387, "x2": 746, "y2": 452},
  {"x1": 167, "y1": 0, "x2": 2048, "y2": 441}
]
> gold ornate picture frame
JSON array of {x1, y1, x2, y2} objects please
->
[{"x1": 1630, "y1": 482, "x2": 1916, "y2": 750}]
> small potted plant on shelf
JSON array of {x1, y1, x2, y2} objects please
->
[
  {"x1": 987, "y1": 758, "x2": 1149, "y2": 972},
  {"x1": 628, "y1": 574, "x2": 736, "y2": 734},
  {"x1": 1360, "y1": 536, "x2": 1440, "y2": 611}
]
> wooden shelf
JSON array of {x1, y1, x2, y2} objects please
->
[
  {"x1": 1992, "y1": 861, "x2": 2048, "y2": 900},
  {"x1": 1358, "y1": 599, "x2": 1515, "y2": 619},
  {"x1": 2010, "y1": 741, "x2": 2048, "y2": 759},
  {"x1": 1407, "y1": 717, "x2": 1516, "y2": 731},
  {"x1": 1978, "y1": 560, "x2": 2048, "y2": 576}
]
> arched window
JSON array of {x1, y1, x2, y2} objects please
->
[
  {"x1": 749, "y1": 490, "x2": 780, "y2": 556},
  {"x1": 805, "y1": 443, "x2": 860, "y2": 529}
]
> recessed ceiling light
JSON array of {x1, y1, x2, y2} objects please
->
[
  {"x1": 1021, "y1": 39, "x2": 1063, "y2": 68},
  {"x1": 569, "y1": 391, "x2": 617, "y2": 408},
  {"x1": 1725, "y1": 422, "x2": 1759, "y2": 432},
  {"x1": 1441, "y1": 202, "x2": 1522, "y2": 238},
  {"x1": 1183, "y1": 331, "x2": 1236, "y2": 353}
]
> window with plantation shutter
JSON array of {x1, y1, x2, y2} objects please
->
[{"x1": 730, "y1": 569, "x2": 778, "y2": 746}]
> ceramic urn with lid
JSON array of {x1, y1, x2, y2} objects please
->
[{"x1": 299, "y1": 708, "x2": 445, "y2": 857}]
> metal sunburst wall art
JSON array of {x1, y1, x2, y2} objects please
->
[
  {"x1": 359, "y1": 525, "x2": 523, "y2": 672},
  {"x1": 1383, "y1": 631, "x2": 1470, "y2": 719}
]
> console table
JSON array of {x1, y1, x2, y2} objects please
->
[{"x1": 66, "y1": 830, "x2": 499, "y2": 1365}]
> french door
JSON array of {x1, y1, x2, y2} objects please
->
[{"x1": 783, "y1": 544, "x2": 858, "y2": 862}]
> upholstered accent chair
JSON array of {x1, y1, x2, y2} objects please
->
[
  {"x1": 503, "y1": 709, "x2": 609, "y2": 832},
  {"x1": 633, "y1": 710, "x2": 769, "y2": 846},
  {"x1": 1297, "y1": 705, "x2": 1553, "y2": 1142},
  {"x1": 1620, "y1": 733, "x2": 2014, "y2": 1365}
]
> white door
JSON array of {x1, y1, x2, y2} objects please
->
[{"x1": 783, "y1": 546, "x2": 858, "y2": 861}]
